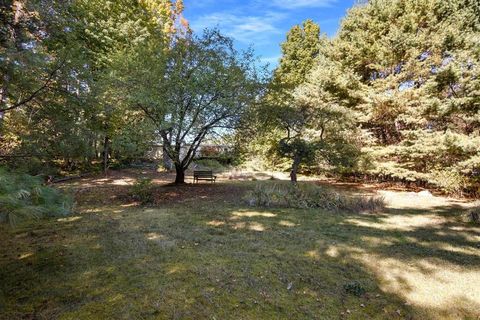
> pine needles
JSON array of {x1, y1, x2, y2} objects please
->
[{"x1": 0, "y1": 168, "x2": 73, "y2": 226}]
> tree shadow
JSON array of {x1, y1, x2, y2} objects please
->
[{"x1": 1, "y1": 185, "x2": 479, "y2": 319}]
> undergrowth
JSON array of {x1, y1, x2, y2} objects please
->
[
  {"x1": 467, "y1": 204, "x2": 480, "y2": 224},
  {"x1": 246, "y1": 182, "x2": 385, "y2": 212},
  {"x1": 0, "y1": 168, "x2": 73, "y2": 226},
  {"x1": 130, "y1": 178, "x2": 154, "y2": 204}
]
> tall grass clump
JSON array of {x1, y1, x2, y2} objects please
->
[
  {"x1": 246, "y1": 182, "x2": 385, "y2": 213},
  {"x1": 0, "y1": 168, "x2": 73, "y2": 226}
]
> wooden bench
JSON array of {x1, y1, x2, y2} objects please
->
[{"x1": 193, "y1": 170, "x2": 217, "y2": 183}]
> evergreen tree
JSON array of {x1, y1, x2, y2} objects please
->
[
  {"x1": 334, "y1": 0, "x2": 480, "y2": 193},
  {"x1": 256, "y1": 20, "x2": 327, "y2": 182}
]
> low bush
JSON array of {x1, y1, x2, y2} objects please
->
[
  {"x1": 467, "y1": 206, "x2": 480, "y2": 224},
  {"x1": 246, "y1": 182, "x2": 385, "y2": 212},
  {"x1": 194, "y1": 159, "x2": 224, "y2": 170},
  {"x1": 431, "y1": 169, "x2": 466, "y2": 196},
  {"x1": 130, "y1": 178, "x2": 154, "y2": 205},
  {"x1": 0, "y1": 168, "x2": 73, "y2": 226},
  {"x1": 344, "y1": 281, "x2": 367, "y2": 297}
]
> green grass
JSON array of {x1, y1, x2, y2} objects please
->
[{"x1": 0, "y1": 175, "x2": 479, "y2": 319}]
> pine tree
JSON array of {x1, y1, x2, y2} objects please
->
[
  {"x1": 333, "y1": 0, "x2": 480, "y2": 194},
  {"x1": 254, "y1": 20, "x2": 327, "y2": 182}
]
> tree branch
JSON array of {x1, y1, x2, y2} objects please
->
[{"x1": 0, "y1": 59, "x2": 66, "y2": 113}]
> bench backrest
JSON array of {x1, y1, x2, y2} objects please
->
[{"x1": 194, "y1": 170, "x2": 213, "y2": 177}]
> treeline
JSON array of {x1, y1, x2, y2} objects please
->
[
  {"x1": 0, "y1": 1, "x2": 262, "y2": 183},
  {"x1": 246, "y1": 0, "x2": 480, "y2": 195},
  {"x1": 1, "y1": 0, "x2": 184, "y2": 174},
  {"x1": 2, "y1": 0, "x2": 479, "y2": 194}
]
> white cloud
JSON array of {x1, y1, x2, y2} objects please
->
[
  {"x1": 260, "y1": 55, "x2": 281, "y2": 64},
  {"x1": 270, "y1": 0, "x2": 337, "y2": 9},
  {"x1": 190, "y1": 11, "x2": 285, "y2": 44}
]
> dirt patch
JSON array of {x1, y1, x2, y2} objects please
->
[
  {"x1": 150, "y1": 183, "x2": 246, "y2": 205},
  {"x1": 57, "y1": 168, "x2": 247, "y2": 208}
]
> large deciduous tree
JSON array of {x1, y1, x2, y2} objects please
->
[{"x1": 111, "y1": 30, "x2": 264, "y2": 184}]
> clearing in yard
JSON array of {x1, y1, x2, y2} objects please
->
[{"x1": 0, "y1": 169, "x2": 479, "y2": 319}]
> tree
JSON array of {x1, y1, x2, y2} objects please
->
[
  {"x1": 278, "y1": 56, "x2": 362, "y2": 183},
  {"x1": 111, "y1": 30, "x2": 264, "y2": 184},
  {"x1": 0, "y1": 1, "x2": 66, "y2": 118},
  {"x1": 258, "y1": 20, "x2": 326, "y2": 182},
  {"x1": 333, "y1": 0, "x2": 480, "y2": 193},
  {"x1": 1, "y1": 0, "x2": 187, "y2": 175},
  {"x1": 68, "y1": 0, "x2": 187, "y2": 174}
]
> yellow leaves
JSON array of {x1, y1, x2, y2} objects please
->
[{"x1": 175, "y1": 0, "x2": 185, "y2": 15}]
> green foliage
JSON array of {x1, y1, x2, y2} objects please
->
[
  {"x1": 130, "y1": 178, "x2": 154, "y2": 205},
  {"x1": 246, "y1": 182, "x2": 385, "y2": 212},
  {"x1": 0, "y1": 168, "x2": 73, "y2": 226},
  {"x1": 251, "y1": 20, "x2": 362, "y2": 182},
  {"x1": 194, "y1": 159, "x2": 224, "y2": 171},
  {"x1": 111, "y1": 29, "x2": 265, "y2": 183},
  {"x1": 0, "y1": 0, "x2": 184, "y2": 176},
  {"x1": 273, "y1": 20, "x2": 324, "y2": 91},
  {"x1": 344, "y1": 281, "x2": 367, "y2": 297},
  {"x1": 430, "y1": 170, "x2": 466, "y2": 196},
  {"x1": 242, "y1": 21, "x2": 325, "y2": 178},
  {"x1": 329, "y1": 0, "x2": 480, "y2": 193}
]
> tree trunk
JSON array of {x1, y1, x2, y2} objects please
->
[
  {"x1": 290, "y1": 154, "x2": 301, "y2": 184},
  {"x1": 163, "y1": 145, "x2": 173, "y2": 171},
  {"x1": 103, "y1": 136, "x2": 110, "y2": 176},
  {"x1": 175, "y1": 164, "x2": 186, "y2": 184},
  {"x1": 0, "y1": 72, "x2": 9, "y2": 134}
]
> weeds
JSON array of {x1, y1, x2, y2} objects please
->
[
  {"x1": 246, "y1": 182, "x2": 385, "y2": 212},
  {"x1": 344, "y1": 281, "x2": 366, "y2": 296}
]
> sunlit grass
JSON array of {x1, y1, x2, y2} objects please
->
[{"x1": 0, "y1": 177, "x2": 478, "y2": 319}]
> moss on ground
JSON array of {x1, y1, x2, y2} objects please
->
[{"x1": 0, "y1": 178, "x2": 479, "y2": 319}]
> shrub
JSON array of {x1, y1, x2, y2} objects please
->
[
  {"x1": 467, "y1": 206, "x2": 480, "y2": 224},
  {"x1": 431, "y1": 169, "x2": 466, "y2": 195},
  {"x1": 0, "y1": 168, "x2": 73, "y2": 226},
  {"x1": 246, "y1": 183, "x2": 287, "y2": 207},
  {"x1": 130, "y1": 178, "x2": 154, "y2": 205},
  {"x1": 246, "y1": 182, "x2": 385, "y2": 212},
  {"x1": 344, "y1": 281, "x2": 366, "y2": 296},
  {"x1": 194, "y1": 159, "x2": 224, "y2": 170}
]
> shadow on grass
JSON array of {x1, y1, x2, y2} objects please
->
[{"x1": 0, "y1": 184, "x2": 478, "y2": 319}]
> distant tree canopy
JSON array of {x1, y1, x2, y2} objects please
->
[
  {"x1": 248, "y1": 0, "x2": 480, "y2": 193},
  {"x1": 1, "y1": 0, "x2": 188, "y2": 174},
  {"x1": 1, "y1": 0, "x2": 479, "y2": 193}
]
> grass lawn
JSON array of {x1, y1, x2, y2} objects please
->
[{"x1": 1, "y1": 169, "x2": 479, "y2": 319}]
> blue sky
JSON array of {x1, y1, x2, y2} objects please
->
[{"x1": 183, "y1": 0, "x2": 356, "y2": 68}]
